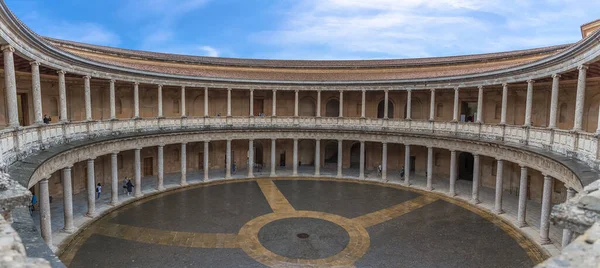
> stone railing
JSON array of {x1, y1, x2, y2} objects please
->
[{"x1": 1, "y1": 117, "x2": 598, "y2": 174}]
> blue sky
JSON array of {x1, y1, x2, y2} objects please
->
[{"x1": 5, "y1": 0, "x2": 600, "y2": 60}]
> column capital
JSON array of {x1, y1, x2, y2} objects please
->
[
  {"x1": 338, "y1": 139, "x2": 343, "y2": 142},
  {"x1": 135, "y1": 147, "x2": 142, "y2": 151},
  {"x1": 248, "y1": 138, "x2": 254, "y2": 142},
  {"x1": 249, "y1": 88, "x2": 254, "y2": 92},
  {"x1": 272, "y1": 89, "x2": 277, "y2": 92},
  {"x1": 111, "y1": 151, "x2": 119, "y2": 156},
  {"x1": 578, "y1": 64, "x2": 589, "y2": 71},
  {"x1": 87, "y1": 158, "x2": 96, "y2": 162},
  {"x1": 158, "y1": 84, "x2": 163, "y2": 88},
  {"x1": 157, "y1": 144, "x2": 165, "y2": 148},
  {"x1": 29, "y1": 61, "x2": 41, "y2": 67},
  {"x1": 495, "y1": 158, "x2": 503, "y2": 162},
  {"x1": 454, "y1": 86, "x2": 460, "y2": 92},
  {"x1": 181, "y1": 85, "x2": 186, "y2": 90},
  {"x1": 542, "y1": 174, "x2": 553, "y2": 181},
  {"x1": 227, "y1": 87, "x2": 232, "y2": 91},
  {"x1": 477, "y1": 85, "x2": 484, "y2": 90},
  {"x1": 64, "y1": 165, "x2": 73, "y2": 170},
  {"x1": 384, "y1": 88, "x2": 389, "y2": 93},
  {"x1": 317, "y1": 88, "x2": 322, "y2": 93},
  {"x1": 39, "y1": 177, "x2": 49, "y2": 184},
  {"x1": 430, "y1": 88, "x2": 436, "y2": 92},
  {"x1": 181, "y1": 142, "x2": 188, "y2": 145},
  {"x1": 552, "y1": 73, "x2": 561, "y2": 79},
  {"x1": 315, "y1": 138, "x2": 321, "y2": 142},
  {"x1": 271, "y1": 138, "x2": 277, "y2": 141},
  {"x1": 110, "y1": 79, "x2": 116, "y2": 84},
  {"x1": 381, "y1": 141, "x2": 387, "y2": 145},
  {"x1": 519, "y1": 164, "x2": 528, "y2": 170},
  {"x1": 134, "y1": 81, "x2": 140, "y2": 86},
  {"x1": 339, "y1": 89, "x2": 344, "y2": 93},
  {"x1": 1, "y1": 45, "x2": 15, "y2": 52},
  {"x1": 361, "y1": 89, "x2": 366, "y2": 93},
  {"x1": 527, "y1": 79, "x2": 535, "y2": 84},
  {"x1": 294, "y1": 89, "x2": 299, "y2": 93},
  {"x1": 502, "y1": 83, "x2": 508, "y2": 87},
  {"x1": 57, "y1": 70, "x2": 66, "y2": 75}
]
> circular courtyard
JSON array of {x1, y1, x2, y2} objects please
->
[{"x1": 60, "y1": 178, "x2": 544, "y2": 267}]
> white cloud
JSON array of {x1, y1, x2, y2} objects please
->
[
  {"x1": 30, "y1": 21, "x2": 120, "y2": 47},
  {"x1": 198, "y1": 46, "x2": 220, "y2": 57}
]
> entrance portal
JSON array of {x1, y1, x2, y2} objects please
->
[{"x1": 458, "y1": 152, "x2": 474, "y2": 181}]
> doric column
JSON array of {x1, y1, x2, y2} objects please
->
[
  {"x1": 548, "y1": 74, "x2": 561, "y2": 129},
  {"x1": 2, "y1": 45, "x2": 18, "y2": 127},
  {"x1": 316, "y1": 89, "x2": 322, "y2": 117},
  {"x1": 406, "y1": 89, "x2": 412, "y2": 120},
  {"x1": 359, "y1": 141, "x2": 365, "y2": 179},
  {"x1": 339, "y1": 90, "x2": 344, "y2": 118},
  {"x1": 270, "y1": 139, "x2": 276, "y2": 176},
  {"x1": 39, "y1": 178, "x2": 52, "y2": 246},
  {"x1": 500, "y1": 83, "x2": 508, "y2": 124},
  {"x1": 181, "y1": 143, "x2": 187, "y2": 185},
  {"x1": 524, "y1": 80, "x2": 534, "y2": 126},
  {"x1": 226, "y1": 139, "x2": 232, "y2": 179},
  {"x1": 58, "y1": 70, "x2": 68, "y2": 123},
  {"x1": 62, "y1": 167, "x2": 74, "y2": 232},
  {"x1": 573, "y1": 65, "x2": 588, "y2": 131},
  {"x1": 272, "y1": 89, "x2": 277, "y2": 116},
  {"x1": 30, "y1": 61, "x2": 43, "y2": 124},
  {"x1": 133, "y1": 82, "x2": 140, "y2": 118},
  {"x1": 381, "y1": 142, "x2": 387, "y2": 180},
  {"x1": 314, "y1": 139, "x2": 321, "y2": 176},
  {"x1": 476, "y1": 86, "x2": 484, "y2": 123},
  {"x1": 204, "y1": 141, "x2": 209, "y2": 181},
  {"x1": 293, "y1": 138, "x2": 298, "y2": 176},
  {"x1": 227, "y1": 88, "x2": 232, "y2": 117},
  {"x1": 294, "y1": 90, "x2": 299, "y2": 117},
  {"x1": 86, "y1": 158, "x2": 96, "y2": 217},
  {"x1": 540, "y1": 175, "x2": 553, "y2": 244},
  {"x1": 517, "y1": 165, "x2": 528, "y2": 227},
  {"x1": 110, "y1": 153, "x2": 119, "y2": 206},
  {"x1": 181, "y1": 86, "x2": 186, "y2": 117},
  {"x1": 157, "y1": 145, "x2": 164, "y2": 190},
  {"x1": 404, "y1": 144, "x2": 411, "y2": 185},
  {"x1": 361, "y1": 90, "x2": 366, "y2": 118},
  {"x1": 157, "y1": 84, "x2": 163, "y2": 118},
  {"x1": 429, "y1": 89, "x2": 435, "y2": 121},
  {"x1": 471, "y1": 154, "x2": 480, "y2": 203},
  {"x1": 384, "y1": 89, "x2": 389, "y2": 119},
  {"x1": 248, "y1": 139, "x2": 254, "y2": 178},
  {"x1": 426, "y1": 147, "x2": 433, "y2": 190},
  {"x1": 337, "y1": 139, "x2": 343, "y2": 177},
  {"x1": 84, "y1": 76, "x2": 92, "y2": 121},
  {"x1": 452, "y1": 87, "x2": 459, "y2": 121},
  {"x1": 449, "y1": 150, "x2": 457, "y2": 196},
  {"x1": 494, "y1": 159, "x2": 504, "y2": 214},
  {"x1": 204, "y1": 87, "x2": 209, "y2": 117},
  {"x1": 249, "y1": 89, "x2": 254, "y2": 116},
  {"x1": 109, "y1": 80, "x2": 116, "y2": 119},
  {"x1": 134, "y1": 148, "x2": 142, "y2": 197},
  {"x1": 562, "y1": 187, "x2": 576, "y2": 248}
]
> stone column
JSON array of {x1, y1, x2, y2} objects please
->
[
  {"x1": 109, "y1": 79, "x2": 116, "y2": 119},
  {"x1": 359, "y1": 141, "x2": 365, "y2": 179},
  {"x1": 517, "y1": 165, "x2": 528, "y2": 227},
  {"x1": 540, "y1": 175, "x2": 553, "y2": 244},
  {"x1": 381, "y1": 142, "x2": 387, "y2": 180},
  {"x1": 596, "y1": 108, "x2": 600, "y2": 134},
  {"x1": 384, "y1": 89, "x2": 389, "y2": 119},
  {"x1": 406, "y1": 89, "x2": 412, "y2": 120},
  {"x1": 226, "y1": 139, "x2": 232, "y2": 179},
  {"x1": 110, "y1": 153, "x2": 119, "y2": 205},
  {"x1": 294, "y1": 90, "x2": 299, "y2": 117},
  {"x1": 315, "y1": 139, "x2": 321, "y2": 176},
  {"x1": 337, "y1": 139, "x2": 343, "y2": 177},
  {"x1": 249, "y1": 89, "x2": 254, "y2": 116},
  {"x1": 500, "y1": 83, "x2": 508, "y2": 124},
  {"x1": 494, "y1": 159, "x2": 504, "y2": 214},
  {"x1": 157, "y1": 84, "x2": 163, "y2": 118},
  {"x1": 316, "y1": 90, "x2": 322, "y2": 117},
  {"x1": 272, "y1": 90, "x2": 277, "y2": 116},
  {"x1": 524, "y1": 80, "x2": 534, "y2": 126},
  {"x1": 573, "y1": 65, "x2": 588, "y2": 131},
  {"x1": 204, "y1": 87, "x2": 209, "y2": 117},
  {"x1": 404, "y1": 144, "x2": 411, "y2": 185},
  {"x1": 227, "y1": 88, "x2": 232, "y2": 117},
  {"x1": 2, "y1": 45, "x2": 18, "y2": 127},
  {"x1": 86, "y1": 158, "x2": 96, "y2": 217},
  {"x1": 270, "y1": 139, "x2": 276, "y2": 176},
  {"x1": 181, "y1": 86, "x2": 186, "y2": 117},
  {"x1": 84, "y1": 76, "x2": 93, "y2": 121},
  {"x1": 476, "y1": 86, "x2": 483, "y2": 123},
  {"x1": 426, "y1": 147, "x2": 433, "y2": 190},
  {"x1": 361, "y1": 90, "x2": 366, "y2": 118},
  {"x1": 449, "y1": 150, "x2": 457, "y2": 196},
  {"x1": 453, "y1": 87, "x2": 459, "y2": 121},
  {"x1": 181, "y1": 143, "x2": 187, "y2": 185},
  {"x1": 248, "y1": 139, "x2": 254, "y2": 178},
  {"x1": 134, "y1": 148, "x2": 142, "y2": 197},
  {"x1": 471, "y1": 154, "x2": 481, "y2": 203},
  {"x1": 293, "y1": 138, "x2": 298, "y2": 176},
  {"x1": 58, "y1": 70, "x2": 68, "y2": 123},
  {"x1": 204, "y1": 141, "x2": 210, "y2": 181},
  {"x1": 562, "y1": 187, "x2": 576, "y2": 248},
  {"x1": 30, "y1": 61, "x2": 43, "y2": 124},
  {"x1": 548, "y1": 74, "x2": 560, "y2": 129},
  {"x1": 429, "y1": 89, "x2": 435, "y2": 121},
  {"x1": 339, "y1": 90, "x2": 344, "y2": 118},
  {"x1": 62, "y1": 167, "x2": 74, "y2": 232},
  {"x1": 39, "y1": 178, "x2": 52, "y2": 246},
  {"x1": 157, "y1": 145, "x2": 164, "y2": 190},
  {"x1": 133, "y1": 82, "x2": 140, "y2": 118}
]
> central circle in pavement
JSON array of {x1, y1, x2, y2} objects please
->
[{"x1": 257, "y1": 217, "x2": 350, "y2": 259}]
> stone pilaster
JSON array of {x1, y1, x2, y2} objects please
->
[
  {"x1": 294, "y1": 90, "x2": 299, "y2": 117},
  {"x1": 272, "y1": 90, "x2": 277, "y2": 117},
  {"x1": 86, "y1": 158, "x2": 96, "y2": 217},
  {"x1": 384, "y1": 89, "x2": 389, "y2": 119},
  {"x1": 157, "y1": 84, "x2": 163, "y2": 118},
  {"x1": 573, "y1": 65, "x2": 588, "y2": 131},
  {"x1": 62, "y1": 167, "x2": 74, "y2": 232},
  {"x1": 249, "y1": 89, "x2": 254, "y2": 117},
  {"x1": 30, "y1": 61, "x2": 43, "y2": 124},
  {"x1": 494, "y1": 159, "x2": 504, "y2": 214},
  {"x1": 361, "y1": 90, "x2": 366, "y2": 118},
  {"x1": 471, "y1": 154, "x2": 480, "y2": 203},
  {"x1": 316, "y1": 90, "x2": 322, "y2": 118},
  {"x1": 181, "y1": 86, "x2": 186, "y2": 117},
  {"x1": 204, "y1": 87, "x2": 209, "y2": 117},
  {"x1": 476, "y1": 86, "x2": 484, "y2": 123},
  {"x1": 2, "y1": 45, "x2": 18, "y2": 127},
  {"x1": 227, "y1": 88, "x2": 232, "y2": 117},
  {"x1": 339, "y1": 90, "x2": 344, "y2": 118},
  {"x1": 517, "y1": 165, "x2": 528, "y2": 227}
]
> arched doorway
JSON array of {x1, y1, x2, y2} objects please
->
[
  {"x1": 350, "y1": 142, "x2": 361, "y2": 168},
  {"x1": 325, "y1": 99, "x2": 339, "y2": 117},
  {"x1": 254, "y1": 141, "x2": 264, "y2": 165},
  {"x1": 299, "y1": 97, "x2": 316, "y2": 116},
  {"x1": 458, "y1": 152, "x2": 474, "y2": 181},
  {"x1": 324, "y1": 141, "x2": 338, "y2": 168},
  {"x1": 377, "y1": 100, "x2": 394, "y2": 118},
  {"x1": 298, "y1": 140, "x2": 315, "y2": 166}
]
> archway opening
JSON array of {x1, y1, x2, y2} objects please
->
[
  {"x1": 325, "y1": 99, "x2": 339, "y2": 117},
  {"x1": 324, "y1": 141, "x2": 338, "y2": 168},
  {"x1": 350, "y1": 142, "x2": 361, "y2": 168},
  {"x1": 299, "y1": 97, "x2": 316, "y2": 116},
  {"x1": 458, "y1": 152, "x2": 474, "y2": 181},
  {"x1": 254, "y1": 141, "x2": 264, "y2": 165},
  {"x1": 377, "y1": 100, "x2": 394, "y2": 118},
  {"x1": 298, "y1": 140, "x2": 315, "y2": 166}
]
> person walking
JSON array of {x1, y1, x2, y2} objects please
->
[
  {"x1": 400, "y1": 166, "x2": 405, "y2": 179},
  {"x1": 96, "y1": 183, "x2": 102, "y2": 199},
  {"x1": 377, "y1": 164, "x2": 382, "y2": 177},
  {"x1": 30, "y1": 193, "x2": 37, "y2": 214},
  {"x1": 122, "y1": 178, "x2": 128, "y2": 194},
  {"x1": 126, "y1": 179, "x2": 134, "y2": 196},
  {"x1": 232, "y1": 161, "x2": 237, "y2": 175}
]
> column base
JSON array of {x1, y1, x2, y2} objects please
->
[
  {"x1": 470, "y1": 198, "x2": 480, "y2": 204},
  {"x1": 157, "y1": 186, "x2": 166, "y2": 191},
  {"x1": 134, "y1": 193, "x2": 143, "y2": 198},
  {"x1": 493, "y1": 209, "x2": 504, "y2": 215},
  {"x1": 110, "y1": 201, "x2": 119, "y2": 206},
  {"x1": 518, "y1": 221, "x2": 528, "y2": 228},
  {"x1": 314, "y1": 173, "x2": 320, "y2": 177},
  {"x1": 85, "y1": 212, "x2": 96, "y2": 218},
  {"x1": 180, "y1": 182, "x2": 188, "y2": 187},
  {"x1": 448, "y1": 192, "x2": 456, "y2": 197},
  {"x1": 62, "y1": 227, "x2": 75, "y2": 234},
  {"x1": 539, "y1": 238, "x2": 551, "y2": 245},
  {"x1": 426, "y1": 186, "x2": 434, "y2": 191},
  {"x1": 270, "y1": 173, "x2": 277, "y2": 177}
]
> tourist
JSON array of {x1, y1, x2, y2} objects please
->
[
  {"x1": 400, "y1": 166, "x2": 405, "y2": 179},
  {"x1": 126, "y1": 180, "x2": 134, "y2": 196},
  {"x1": 43, "y1": 114, "x2": 51, "y2": 124},
  {"x1": 30, "y1": 193, "x2": 37, "y2": 213},
  {"x1": 232, "y1": 161, "x2": 237, "y2": 174},
  {"x1": 122, "y1": 178, "x2": 128, "y2": 194},
  {"x1": 96, "y1": 183, "x2": 102, "y2": 199},
  {"x1": 377, "y1": 164, "x2": 382, "y2": 177}
]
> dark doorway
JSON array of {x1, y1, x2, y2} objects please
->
[
  {"x1": 409, "y1": 156, "x2": 416, "y2": 172},
  {"x1": 458, "y1": 152, "x2": 474, "y2": 181},
  {"x1": 198, "y1": 152, "x2": 204, "y2": 170},
  {"x1": 143, "y1": 157, "x2": 153, "y2": 176},
  {"x1": 17, "y1": 93, "x2": 29, "y2": 126},
  {"x1": 254, "y1": 98, "x2": 264, "y2": 116},
  {"x1": 461, "y1": 101, "x2": 477, "y2": 122},
  {"x1": 350, "y1": 142, "x2": 361, "y2": 168},
  {"x1": 279, "y1": 151, "x2": 286, "y2": 167},
  {"x1": 377, "y1": 100, "x2": 394, "y2": 118},
  {"x1": 325, "y1": 99, "x2": 339, "y2": 117},
  {"x1": 324, "y1": 141, "x2": 338, "y2": 166},
  {"x1": 254, "y1": 142, "x2": 264, "y2": 165}
]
